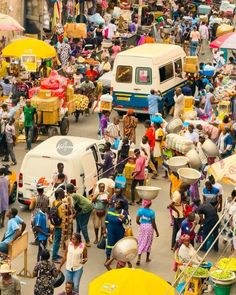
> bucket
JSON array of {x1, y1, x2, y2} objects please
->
[{"x1": 214, "y1": 284, "x2": 231, "y2": 295}]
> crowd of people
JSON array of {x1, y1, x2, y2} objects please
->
[{"x1": 0, "y1": 0, "x2": 235, "y2": 294}]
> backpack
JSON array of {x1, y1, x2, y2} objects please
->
[{"x1": 49, "y1": 202, "x2": 62, "y2": 226}]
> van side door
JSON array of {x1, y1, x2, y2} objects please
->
[{"x1": 80, "y1": 150, "x2": 98, "y2": 196}]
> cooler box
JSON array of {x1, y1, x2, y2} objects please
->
[
  {"x1": 38, "y1": 89, "x2": 51, "y2": 99},
  {"x1": 198, "y1": 5, "x2": 211, "y2": 14},
  {"x1": 184, "y1": 64, "x2": 199, "y2": 74},
  {"x1": 100, "y1": 94, "x2": 113, "y2": 111},
  {"x1": 42, "y1": 110, "x2": 60, "y2": 125},
  {"x1": 124, "y1": 163, "x2": 135, "y2": 180},
  {"x1": 115, "y1": 175, "x2": 127, "y2": 189},
  {"x1": 31, "y1": 96, "x2": 60, "y2": 112},
  {"x1": 185, "y1": 56, "x2": 198, "y2": 65}
]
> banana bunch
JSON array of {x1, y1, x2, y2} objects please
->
[{"x1": 74, "y1": 94, "x2": 89, "y2": 110}]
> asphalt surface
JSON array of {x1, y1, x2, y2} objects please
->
[{"x1": 2, "y1": 110, "x2": 234, "y2": 295}]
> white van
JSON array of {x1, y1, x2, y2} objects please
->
[
  {"x1": 18, "y1": 136, "x2": 105, "y2": 205},
  {"x1": 112, "y1": 44, "x2": 187, "y2": 114}
]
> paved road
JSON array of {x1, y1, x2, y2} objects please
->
[{"x1": 3, "y1": 111, "x2": 233, "y2": 294}]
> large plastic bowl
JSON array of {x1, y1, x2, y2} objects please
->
[
  {"x1": 177, "y1": 168, "x2": 201, "y2": 185},
  {"x1": 136, "y1": 186, "x2": 161, "y2": 200},
  {"x1": 202, "y1": 139, "x2": 219, "y2": 157},
  {"x1": 166, "y1": 118, "x2": 183, "y2": 134},
  {"x1": 166, "y1": 156, "x2": 189, "y2": 172},
  {"x1": 112, "y1": 237, "x2": 138, "y2": 262}
]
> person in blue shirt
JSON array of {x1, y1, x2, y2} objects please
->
[
  {"x1": 218, "y1": 126, "x2": 234, "y2": 159},
  {"x1": 0, "y1": 208, "x2": 26, "y2": 254},
  {"x1": 147, "y1": 89, "x2": 162, "y2": 120},
  {"x1": 105, "y1": 200, "x2": 128, "y2": 261},
  {"x1": 136, "y1": 199, "x2": 159, "y2": 266},
  {"x1": 181, "y1": 212, "x2": 197, "y2": 245},
  {"x1": 202, "y1": 181, "x2": 219, "y2": 208},
  {"x1": 34, "y1": 203, "x2": 50, "y2": 261}
]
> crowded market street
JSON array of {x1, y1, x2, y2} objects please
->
[{"x1": 0, "y1": 1, "x2": 236, "y2": 295}]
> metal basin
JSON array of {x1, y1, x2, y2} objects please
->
[
  {"x1": 112, "y1": 237, "x2": 138, "y2": 262},
  {"x1": 186, "y1": 149, "x2": 202, "y2": 170},
  {"x1": 136, "y1": 186, "x2": 161, "y2": 200},
  {"x1": 166, "y1": 156, "x2": 189, "y2": 172},
  {"x1": 177, "y1": 168, "x2": 201, "y2": 185}
]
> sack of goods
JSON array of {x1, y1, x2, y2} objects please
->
[
  {"x1": 74, "y1": 94, "x2": 89, "y2": 111},
  {"x1": 64, "y1": 23, "x2": 87, "y2": 39},
  {"x1": 166, "y1": 134, "x2": 194, "y2": 154}
]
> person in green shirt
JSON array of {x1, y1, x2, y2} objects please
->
[
  {"x1": 23, "y1": 99, "x2": 37, "y2": 150},
  {"x1": 66, "y1": 184, "x2": 93, "y2": 247}
]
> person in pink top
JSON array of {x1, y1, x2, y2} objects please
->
[
  {"x1": 199, "y1": 22, "x2": 209, "y2": 55},
  {"x1": 130, "y1": 149, "x2": 146, "y2": 205},
  {"x1": 111, "y1": 40, "x2": 121, "y2": 60}
]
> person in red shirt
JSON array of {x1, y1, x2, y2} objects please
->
[
  {"x1": 86, "y1": 65, "x2": 98, "y2": 82},
  {"x1": 130, "y1": 149, "x2": 146, "y2": 205},
  {"x1": 144, "y1": 120, "x2": 155, "y2": 150}
]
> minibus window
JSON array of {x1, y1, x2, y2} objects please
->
[
  {"x1": 136, "y1": 67, "x2": 152, "y2": 85},
  {"x1": 159, "y1": 63, "x2": 174, "y2": 83},
  {"x1": 175, "y1": 59, "x2": 183, "y2": 77},
  {"x1": 116, "y1": 66, "x2": 132, "y2": 83}
]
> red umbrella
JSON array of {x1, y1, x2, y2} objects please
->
[{"x1": 210, "y1": 31, "x2": 236, "y2": 50}]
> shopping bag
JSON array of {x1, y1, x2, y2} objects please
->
[{"x1": 97, "y1": 235, "x2": 106, "y2": 249}]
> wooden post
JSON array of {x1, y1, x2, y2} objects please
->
[{"x1": 138, "y1": 0, "x2": 143, "y2": 26}]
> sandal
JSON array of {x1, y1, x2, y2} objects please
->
[{"x1": 136, "y1": 260, "x2": 141, "y2": 266}]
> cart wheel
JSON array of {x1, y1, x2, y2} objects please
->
[
  {"x1": 48, "y1": 127, "x2": 59, "y2": 137},
  {"x1": 32, "y1": 126, "x2": 39, "y2": 143},
  {"x1": 60, "y1": 117, "x2": 70, "y2": 135}
]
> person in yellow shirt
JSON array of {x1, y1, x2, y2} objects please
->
[
  {"x1": 0, "y1": 58, "x2": 9, "y2": 79},
  {"x1": 51, "y1": 188, "x2": 65, "y2": 263}
]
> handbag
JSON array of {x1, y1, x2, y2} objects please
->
[{"x1": 97, "y1": 235, "x2": 106, "y2": 249}]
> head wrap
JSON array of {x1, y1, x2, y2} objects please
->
[
  {"x1": 127, "y1": 109, "x2": 134, "y2": 115},
  {"x1": 142, "y1": 199, "x2": 152, "y2": 208}
]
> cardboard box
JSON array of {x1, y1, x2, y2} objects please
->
[
  {"x1": 66, "y1": 86, "x2": 74, "y2": 102},
  {"x1": 185, "y1": 56, "x2": 198, "y2": 65},
  {"x1": 31, "y1": 96, "x2": 60, "y2": 112},
  {"x1": 43, "y1": 110, "x2": 60, "y2": 125},
  {"x1": 183, "y1": 63, "x2": 199, "y2": 73},
  {"x1": 38, "y1": 89, "x2": 51, "y2": 99}
]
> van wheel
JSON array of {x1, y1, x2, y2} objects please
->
[
  {"x1": 9, "y1": 182, "x2": 17, "y2": 204},
  {"x1": 60, "y1": 117, "x2": 70, "y2": 135},
  {"x1": 48, "y1": 127, "x2": 59, "y2": 137}
]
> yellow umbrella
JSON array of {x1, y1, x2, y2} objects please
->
[
  {"x1": 89, "y1": 268, "x2": 175, "y2": 295},
  {"x1": 208, "y1": 155, "x2": 236, "y2": 185},
  {"x1": 2, "y1": 38, "x2": 56, "y2": 59}
]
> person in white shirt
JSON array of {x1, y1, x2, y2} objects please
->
[
  {"x1": 184, "y1": 124, "x2": 199, "y2": 144},
  {"x1": 93, "y1": 178, "x2": 115, "y2": 196},
  {"x1": 178, "y1": 234, "x2": 202, "y2": 270},
  {"x1": 199, "y1": 22, "x2": 209, "y2": 55},
  {"x1": 107, "y1": 19, "x2": 117, "y2": 39},
  {"x1": 196, "y1": 136, "x2": 207, "y2": 166},
  {"x1": 105, "y1": 117, "x2": 120, "y2": 145},
  {"x1": 173, "y1": 88, "x2": 185, "y2": 119}
]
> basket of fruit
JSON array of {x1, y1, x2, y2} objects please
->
[
  {"x1": 184, "y1": 266, "x2": 209, "y2": 278},
  {"x1": 210, "y1": 270, "x2": 236, "y2": 285}
]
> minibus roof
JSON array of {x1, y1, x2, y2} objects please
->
[{"x1": 116, "y1": 44, "x2": 185, "y2": 60}]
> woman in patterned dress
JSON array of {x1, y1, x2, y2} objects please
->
[
  {"x1": 136, "y1": 199, "x2": 159, "y2": 266},
  {"x1": 33, "y1": 249, "x2": 57, "y2": 295}
]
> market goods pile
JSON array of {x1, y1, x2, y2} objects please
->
[
  {"x1": 210, "y1": 270, "x2": 234, "y2": 280},
  {"x1": 184, "y1": 267, "x2": 209, "y2": 278},
  {"x1": 217, "y1": 258, "x2": 236, "y2": 272}
]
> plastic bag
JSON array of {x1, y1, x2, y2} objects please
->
[{"x1": 89, "y1": 13, "x2": 105, "y2": 25}]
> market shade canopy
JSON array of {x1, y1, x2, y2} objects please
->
[
  {"x1": 208, "y1": 155, "x2": 236, "y2": 185},
  {"x1": 0, "y1": 13, "x2": 25, "y2": 31},
  {"x1": 89, "y1": 268, "x2": 175, "y2": 295},
  {"x1": 2, "y1": 38, "x2": 56, "y2": 59},
  {"x1": 210, "y1": 32, "x2": 236, "y2": 50}
]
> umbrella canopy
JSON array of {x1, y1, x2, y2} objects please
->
[
  {"x1": 210, "y1": 32, "x2": 236, "y2": 50},
  {"x1": 2, "y1": 38, "x2": 56, "y2": 59},
  {"x1": 89, "y1": 268, "x2": 175, "y2": 295},
  {"x1": 0, "y1": 13, "x2": 24, "y2": 31},
  {"x1": 208, "y1": 155, "x2": 236, "y2": 185}
]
